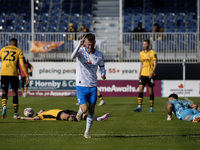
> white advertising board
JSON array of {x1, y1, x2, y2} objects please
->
[
  {"x1": 31, "y1": 62, "x2": 76, "y2": 79},
  {"x1": 31, "y1": 62, "x2": 140, "y2": 80},
  {"x1": 161, "y1": 80, "x2": 200, "y2": 97}
]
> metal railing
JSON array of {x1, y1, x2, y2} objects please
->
[{"x1": 0, "y1": 32, "x2": 199, "y2": 63}]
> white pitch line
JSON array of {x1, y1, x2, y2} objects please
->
[
  {"x1": 184, "y1": 97, "x2": 200, "y2": 111},
  {"x1": 0, "y1": 133, "x2": 200, "y2": 138}
]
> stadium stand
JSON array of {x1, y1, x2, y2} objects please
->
[
  {"x1": 124, "y1": 0, "x2": 197, "y2": 33},
  {"x1": 0, "y1": 0, "x2": 198, "y2": 62}
]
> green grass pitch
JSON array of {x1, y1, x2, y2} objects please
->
[{"x1": 0, "y1": 96, "x2": 200, "y2": 150}]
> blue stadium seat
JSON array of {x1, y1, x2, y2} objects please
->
[
  {"x1": 144, "y1": 13, "x2": 153, "y2": 22},
  {"x1": 134, "y1": 13, "x2": 143, "y2": 22},
  {"x1": 7, "y1": 13, "x2": 16, "y2": 20},
  {"x1": 166, "y1": 21, "x2": 176, "y2": 29},
  {"x1": 124, "y1": 12, "x2": 132, "y2": 19},
  {"x1": 40, "y1": 14, "x2": 49, "y2": 21},
  {"x1": 144, "y1": 22, "x2": 152, "y2": 32},
  {"x1": 123, "y1": 23, "x2": 132, "y2": 32},
  {"x1": 49, "y1": 16, "x2": 59, "y2": 23},
  {"x1": 155, "y1": 13, "x2": 165, "y2": 22},
  {"x1": 188, "y1": 21, "x2": 197, "y2": 29},
  {"x1": 124, "y1": 16, "x2": 132, "y2": 23},
  {"x1": 156, "y1": 20, "x2": 164, "y2": 29},
  {"x1": 177, "y1": 21, "x2": 186, "y2": 29},
  {"x1": 70, "y1": 14, "x2": 79, "y2": 23},
  {"x1": 176, "y1": 12, "x2": 186, "y2": 21},
  {"x1": 38, "y1": 22, "x2": 48, "y2": 29},
  {"x1": 84, "y1": 23, "x2": 90, "y2": 29},
  {"x1": 82, "y1": 19, "x2": 90, "y2": 25},
  {"x1": 5, "y1": 26, "x2": 14, "y2": 32},
  {"x1": 82, "y1": 15, "x2": 91, "y2": 23},
  {"x1": 166, "y1": 13, "x2": 175, "y2": 22},
  {"x1": 187, "y1": 12, "x2": 197, "y2": 21},
  {"x1": 37, "y1": 26, "x2": 46, "y2": 32},
  {"x1": 58, "y1": 26, "x2": 67, "y2": 32}
]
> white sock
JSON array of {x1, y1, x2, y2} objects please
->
[
  {"x1": 138, "y1": 105, "x2": 142, "y2": 108},
  {"x1": 78, "y1": 107, "x2": 83, "y2": 115},
  {"x1": 85, "y1": 113, "x2": 94, "y2": 133}
]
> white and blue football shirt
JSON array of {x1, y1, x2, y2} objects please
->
[{"x1": 71, "y1": 42, "x2": 106, "y2": 87}]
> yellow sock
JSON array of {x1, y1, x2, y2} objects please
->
[
  {"x1": 21, "y1": 87, "x2": 24, "y2": 93},
  {"x1": 25, "y1": 87, "x2": 28, "y2": 93},
  {"x1": 150, "y1": 100, "x2": 154, "y2": 107},
  {"x1": 13, "y1": 104, "x2": 18, "y2": 113},
  {"x1": 2, "y1": 98, "x2": 7, "y2": 107},
  {"x1": 138, "y1": 97, "x2": 143, "y2": 106}
]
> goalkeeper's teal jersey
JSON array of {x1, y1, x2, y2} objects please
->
[{"x1": 169, "y1": 99, "x2": 191, "y2": 120}]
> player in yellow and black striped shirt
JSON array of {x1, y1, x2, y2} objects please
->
[
  {"x1": 14, "y1": 109, "x2": 110, "y2": 122},
  {"x1": 133, "y1": 39, "x2": 157, "y2": 113},
  {"x1": 0, "y1": 38, "x2": 29, "y2": 119}
]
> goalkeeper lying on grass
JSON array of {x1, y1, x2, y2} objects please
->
[{"x1": 14, "y1": 109, "x2": 110, "y2": 122}]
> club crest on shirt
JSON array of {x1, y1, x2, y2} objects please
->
[{"x1": 148, "y1": 54, "x2": 150, "y2": 57}]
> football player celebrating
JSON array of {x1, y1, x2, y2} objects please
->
[{"x1": 71, "y1": 34, "x2": 106, "y2": 138}]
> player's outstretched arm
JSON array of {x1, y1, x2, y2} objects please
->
[
  {"x1": 14, "y1": 115, "x2": 39, "y2": 120},
  {"x1": 167, "y1": 103, "x2": 173, "y2": 120}
]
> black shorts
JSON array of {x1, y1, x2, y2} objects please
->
[
  {"x1": 1, "y1": 76, "x2": 19, "y2": 90},
  {"x1": 139, "y1": 76, "x2": 155, "y2": 87},
  {"x1": 21, "y1": 77, "x2": 26, "y2": 83},
  {"x1": 57, "y1": 110, "x2": 77, "y2": 120},
  {"x1": 21, "y1": 77, "x2": 28, "y2": 86}
]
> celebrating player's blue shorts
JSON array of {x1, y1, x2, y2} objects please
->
[{"x1": 76, "y1": 86, "x2": 97, "y2": 105}]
